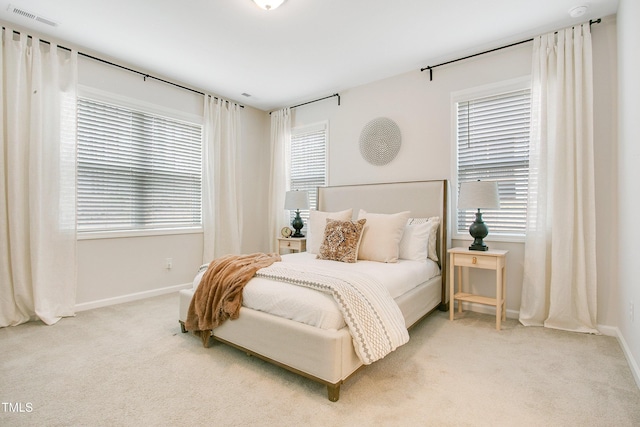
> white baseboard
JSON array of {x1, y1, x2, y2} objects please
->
[
  {"x1": 75, "y1": 283, "x2": 192, "y2": 312},
  {"x1": 595, "y1": 325, "x2": 640, "y2": 390},
  {"x1": 596, "y1": 324, "x2": 618, "y2": 337},
  {"x1": 610, "y1": 326, "x2": 640, "y2": 390}
]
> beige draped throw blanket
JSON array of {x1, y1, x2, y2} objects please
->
[{"x1": 185, "y1": 253, "x2": 281, "y2": 336}]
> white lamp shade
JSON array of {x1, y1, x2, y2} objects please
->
[
  {"x1": 252, "y1": 0, "x2": 285, "y2": 10},
  {"x1": 458, "y1": 181, "x2": 500, "y2": 209},
  {"x1": 284, "y1": 190, "x2": 309, "y2": 210}
]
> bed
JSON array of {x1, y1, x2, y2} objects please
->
[{"x1": 178, "y1": 180, "x2": 448, "y2": 401}]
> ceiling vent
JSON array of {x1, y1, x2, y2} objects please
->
[{"x1": 7, "y1": 4, "x2": 58, "y2": 27}]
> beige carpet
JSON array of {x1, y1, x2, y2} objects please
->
[{"x1": 1, "y1": 292, "x2": 639, "y2": 427}]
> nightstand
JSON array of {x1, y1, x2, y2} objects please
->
[
  {"x1": 448, "y1": 247, "x2": 508, "y2": 330},
  {"x1": 277, "y1": 237, "x2": 306, "y2": 254}
]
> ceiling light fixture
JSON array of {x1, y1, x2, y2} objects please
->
[
  {"x1": 569, "y1": 5, "x2": 588, "y2": 18},
  {"x1": 252, "y1": 0, "x2": 285, "y2": 11}
]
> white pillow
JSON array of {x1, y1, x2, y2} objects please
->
[
  {"x1": 307, "y1": 208, "x2": 353, "y2": 254},
  {"x1": 409, "y1": 217, "x2": 440, "y2": 262},
  {"x1": 398, "y1": 221, "x2": 430, "y2": 261},
  {"x1": 357, "y1": 210, "x2": 410, "y2": 263}
]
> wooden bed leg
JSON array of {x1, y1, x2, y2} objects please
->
[
  {"x1": 438, "y1": 301, "x2": 450, "y2": 312},
  {"x1": 180, "y1": 321, "x2": 212, "y2": 348},
  {"x1": 327, "y1": 384, "x2": 340, "y2": 402},
  {"x1": 199, "y1": 330, "x2": 211, "y2": 348}
]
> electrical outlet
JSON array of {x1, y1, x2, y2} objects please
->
[
  {"x1": 630, "y1": 300, "x2": 634, "y2": 322},
  {"x1": 165, "y1": 258, "x2": 173, "y2": 270}
]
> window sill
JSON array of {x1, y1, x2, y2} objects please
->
[
  {"x1": 77, "y1": 227, "x2": 203, "y2": 241},
  {"x1": 452, "y1": 232, "x2": 525, "y2": 244}
]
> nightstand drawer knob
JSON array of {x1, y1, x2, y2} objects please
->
[{"x1": 472, "y1": 257, "x2": 477, "y2": 264}]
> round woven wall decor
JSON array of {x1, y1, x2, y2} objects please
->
[{"x1": 359, "y1": 117, "x2": 401, "y2": 166}]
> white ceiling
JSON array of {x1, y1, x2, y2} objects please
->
[{"x1": 0, "y1": 0, "x2": 618, "y2": 111}]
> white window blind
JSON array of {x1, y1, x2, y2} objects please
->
[
  {"x1": 456, "y1": 88, "x2": 531, "y2": 236},
  {"x1": 77, "y1": 97, "x2": 203, "y2": 232},
  {"x1": 290, "y1": 124, "x2": 327, "y2": 230}
]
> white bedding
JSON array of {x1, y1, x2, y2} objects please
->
[{"x1": 191, "y1": 252, "x2": 440, "y2": 330}]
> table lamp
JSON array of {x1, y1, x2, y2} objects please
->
[
  {"x1": 458, "y1": 180, "x2": 500, "y2": 251},
  {"x1": 284, "y1": 190, "x2": 309, "y2": 237}
]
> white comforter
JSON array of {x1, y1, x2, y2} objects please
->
[{"x1": 191, "y1": 252, "x2": 440, "y2": 330}]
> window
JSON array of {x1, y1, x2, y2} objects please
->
[
  {"x1": 289, "y1": 123, "x2": 328, "y2": 230},
  {"x1": 77, "y1": 97, "x2": 203, "y2": 233},
  {"x1": 454, "y1": 80, "x2": 531, "y2": 237}
]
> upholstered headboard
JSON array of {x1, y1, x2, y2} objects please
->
[{"x1": 318, "y1": 180, "x2": 449, "y2": 308}]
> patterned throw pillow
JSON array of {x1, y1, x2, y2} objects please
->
[
  {"x1": 317, "y1": 219, "x2": 366, "y2": 263},
  {"x1": 307, "y1": 208, "x2": 353, "y2": 254}
]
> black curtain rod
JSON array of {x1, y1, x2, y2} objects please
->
[
  {"x1": 2, "y1": 26, "x2": 243, "y2": 108},
  {"x1": 269, "y1": 93, "x2": 340, "y2": 115},
  {"x1": 79, "y1": 52, "x2": 244, "y2": 108},
  {"x1": 290, "y1": 93, "x2": 340, "y2": 109},
  {"x1": 420, "y1": 18, "x2": 602, "y2": 81}
]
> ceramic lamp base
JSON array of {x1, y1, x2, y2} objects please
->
[
  {"x1": 468, "y1": 210, "x2": 489, "y2": 251},
  {"x1": 291, "y1": 210, "x2": 305, "y2": 238}
]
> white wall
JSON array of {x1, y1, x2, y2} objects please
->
[
  {"x1": 592, "y1": 17, "x2": 620, "y2": 333},
  {"x1": 616, "y1": 0, "x2": 640, "y2": 386},
  {"x1": 238, "y1": 107, "x2": 271, "y2": 253},
  {"x1": 76, "y1": 56, "x2": 269, "y2": 308},
  {"x1": 291, "y1": 17, "x2": 619, "y2": 328}
]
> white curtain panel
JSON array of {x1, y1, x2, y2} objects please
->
[
  {"x1": 267, "y1": 108, "x2": 291, "y2": 252},
  {"x1": 520, "y1": 24, "x2": 598, "y2": 333},
  {"x1": 202, "y1": 96, "x2": 243, "y2": 262},
  {"x1": 0, "y1": 28, "x2": 78, "y2": 327}
]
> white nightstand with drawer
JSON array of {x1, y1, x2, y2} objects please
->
[
  {"x1": 448, "y1": 247, "x2": 508, "y2": 330},
  {"x1": 277, "y1": 237, "x2": 306, "y2": 254}
]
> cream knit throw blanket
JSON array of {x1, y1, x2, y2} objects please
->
[{"x1": 256, "y1": 263, "x2": 409, "y2": 364}]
